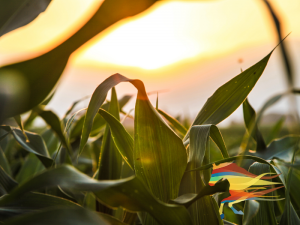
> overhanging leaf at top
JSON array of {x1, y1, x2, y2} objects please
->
[
  {"x1": 183, "y1": 52, "x2": 273, "y2": 142},
  {"x1": 0, "y1": 0, "x2": 52, "y2": 37},
  {"x1": 0, "y1": 0, "x2": 156, "y2": 120}
]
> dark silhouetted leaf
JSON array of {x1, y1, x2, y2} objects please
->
[
  {"x1": 97, "y1": 109, "x2": 134, "y2": 170},
  {"x1": 0, "y1": 0, "x2": 156, "y2": 120},
  {"x1": 0, "y1": 0, "x2": 51, "y2": 36},
  {"x1": 0, "y1": 165, "x2": 192, "y2": 225}
]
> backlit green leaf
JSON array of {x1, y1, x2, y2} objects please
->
[
  {"x1": 184, "y1": 52, "x2": 273, "y2": 142},
  {"x1": 157, "y1": 109, "x2": 187, "y2": 136},
  {"x1": 97, "y1": 109, "x2": 134, "y2": 170}
]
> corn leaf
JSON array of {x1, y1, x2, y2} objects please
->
[
  {"x1": 15, "y1": 153, "x2": 44, "y2": 184},
  {"x1": 0, "y1": 192, "x2": 81, "y2": 221},
  {"x1": 0, "y1": 126, "x2": 53, "y2": 168},
  {"x1": 157, "y1": 109, "x2": 187, "y2": 136},
  {"x1": 183, "y1": 52, "x2": 273, "y2": 142},
  {"x1": 0, "y1": 0, "x2": 51, "y2": 37},
  {"x1": 0, "y1": 166, "x2": 18, "y2": 194},
  {"x1": 97, "y1": 109, "x2": 134, "y2": 170},
  {"x1": 0, "y1": 146, "x2": 11, "y2": 175},
  {"x1": 249, "y1": 136, "x2": 300, "y2": 162},
  {"x1": 79, "y1": 74, "x2": 188, "y2": 224},
  {"x1": 38, "y1": 109, "x2": 71, "y2": 154},
  {"x1": 98, "y1": 87, "x2": 122, "y2": 180},
  {"x1": 242, "y1": 200, "x2": 260, "y2": 225},
  {"x1": 265, "y1": 116, "x2": 285, "y2": 145},
  {"x1": 0, "y1": 165, "x2": 192, "y2": 225},
  {"x1": 2, "y1": 207, "x2": 109, "y2": 225},
  {"x1": 243, "y1": 163, "x2": 278, "y2": 225},
  {"x1": 188, "y1": 155, "x2": 273, "y2": 172},
  {"x1": 278, "y1": 147, "x2": 299, "y2": 225},
  {"x1": 0, "y1": 0, "x2": 156, "y2": 120},
  {"x1": 170, "y1": 179, "x2": 230, "y2": 207},
  {"x1": 271, "y1": 158, "x2": 300, "y2": 224},
  {"x1": 243, "y1": 98, "x2": 266, "y2": 151},
  {"x1": 179, "y1": 125, "x2": 229, "y2": 225}
]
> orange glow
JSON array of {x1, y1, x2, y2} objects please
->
[{"x1": 0, "y1": 0, "x2": 300, "y2": 70}]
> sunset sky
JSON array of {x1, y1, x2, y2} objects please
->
[{"x1": 0, "y1": 0, "x2": 299, "y2": 125}]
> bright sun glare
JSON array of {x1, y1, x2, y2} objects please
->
[
  {"x1": 79, "y1": 3, "x2": 203, "y2": 70},
  {"x1": 0, "y1": 0, "x2": 300, "y2": 71}
]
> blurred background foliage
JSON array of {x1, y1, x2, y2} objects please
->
[{"x1": 0, "y1": 0, "x2": 300, "y2": 225}]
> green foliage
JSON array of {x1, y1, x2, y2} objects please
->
[{"x1": 0, "y1": 1, "x2": 299, "y2": 224}]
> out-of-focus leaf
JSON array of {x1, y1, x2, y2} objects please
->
[
  {"x1": 224, "y1": 220, "x2": 238, "y2": 225},
  {"x1": 98, "y1": 87, "x2": 122, "y2": 180},
  {"x1": 271, "y1": 161, "x2": 300, "y2": 220},
  {"x1": 98, "y1": 108, "x2": 134, "y2": 170},
  {"x1": 80, "y1": 74, "x2": 188, "y2": 224},
  {"x1": 70, "y1": 108, "x2": 106, "y2": 140},
  {"x1": 15, "y1": 153, "x2": 44, "y2": 184},
  {"x1": 0, "y1": 146, "x2": 11, "y2": 175},
  {"x1": 158, "y1": 109, "x2": 187, "y2": 136},
  {"x1": 0, "y1": 0, "x2": 156, "y2": 121},
  {"x1": 99, "y1": 213, "x2": 128, "y2": 225},
  {"x1": 179, "y1": 125, "x2": 228, "y2": 225},
  {"x1": 249, "y1": 136, "x2": 300, "y2": 162},
  {"x1": 64, "y1": 96, "x2": 89, "y2": 118},
  {"x1": 242, "y1": 200, "x2": 259, "y2": 225},
  {"x1": 3, "y1": 207, "x2": 109, "y2": 225},
  {"x1": 0, "y1": 126, "x2": 53, "y2": 168},
  {"x1": 122, "y1": 211, "x2": 137, "y2": 225},
  {"x1": 243, "y1": 98, "x2": 266, "y2": 151},
  {"x1": 70, "y1": 95, "x2": 130, "y2": 140},
  {"x1": 38, "y1": 109, "x2": 71, "y2": 153},
  {"x1": 0, "y1": 0, "x2": 51, "y2": 36},
  {"x1": 183, "y1": 52, "x2": 273, "y2": 142},
  {"x1": 243, "y1": 163, "x2": 279, "y2": 225},
  {"x1": 272, "y1": 147, "x2": 300, "y2": 225},
  {"x1": 170, "y1": 179, "x2": 229, "y2": 207},
  {"x1": 266, "y1": 117, "x2": 285, "y2": 144},
  {"x1": 0, "y1": 192, "x2": 81, "y2": 220},
  {"x1": 13, "y1": 115, "x2": 28, "y2": 141},
  {"x1": 41, "y1": 128, "x2": 59, "y2": 155},
  {"x1": 118, "y1": 95, "x2": 133, "y2": 109},
  {"x1": 0, "y1": 166, "x2": 18, "y2": 194},
  {"x1": 262, "y1": 1, "x2": 293, "y2": 87},
  {"x1": 188, "y1": 155, "x2": 273, "y2": 172},
  {"x1": 0, "y1": 165, "x2": 192, "y2": 225}
]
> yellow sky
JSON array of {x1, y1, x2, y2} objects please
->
[
  {"x1": 0, "y1": 0, "x2": 299, "y2": 121},
  {"x1": 0, "y1": 0, "x2": 299, "y2": 70}
]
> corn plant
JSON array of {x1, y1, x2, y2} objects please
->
[{"x1": 0, "y1": 1, "x2": 300, "y2": 225}]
